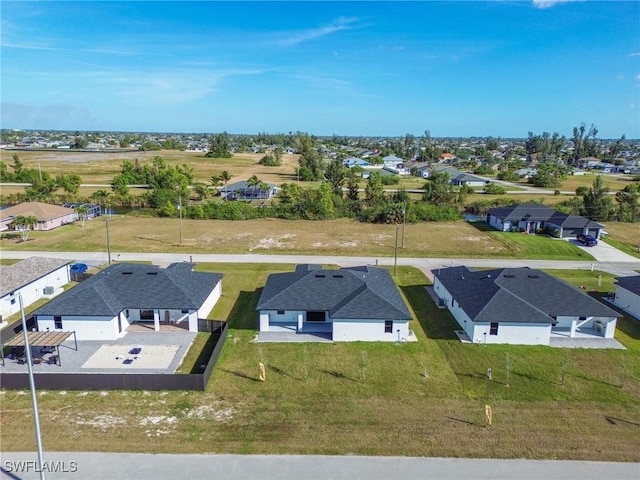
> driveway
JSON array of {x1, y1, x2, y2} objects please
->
[{"x1": 570, "y1": 239, "x2": 640, "y2": 264}]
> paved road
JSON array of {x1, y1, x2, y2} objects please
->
[
  {"x1": 1, "y1": 452, "x2": 638, "y2": 480},
  {"x1": 1, "y1": 251, "x2": 639, "y2": 277}
]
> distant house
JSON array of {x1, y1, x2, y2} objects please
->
[
  {"x1": 0, "y1": 202, "x2": 77, "y2": 232},
  {"x1": 487, "y1": 203, "x2": 604, "y2": 238},
  {"x1": 62, "y1": 203, "x2": 101, "y2": 218},
  {"x1": 439, "y1": 152, "x2": 456, "y2": 162},
  {"x1": 613, "y1": 276, "x2": 640, "y2": 321},
  {"x1": 32, "y1": 263, "x2": 223, "y2": 341},
  {"x1": 343, "y1": 157, "x2": 371, "y2": 168},
  {"x1": 382, "y1": 155, "x2": 404, "y2": 168},
  {"x1": 257, "y1": 265, "x2": 414, "y2": 342},
  {"x1": 0, "y1": 257, "x2": 72, "y2": 322},
  {"x1": 433, "y1": 266, "x2": 619, "y2": 345},
  {"x1": 421, "y1": 166, "x2": 488, "y2": 187},
  {"x1": 223, "y1": 180, "x2": 278, "y2": 200}
]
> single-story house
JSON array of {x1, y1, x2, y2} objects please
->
[
  {"x1": 343, "y1": 157, "x2": 370, "y2": 168},
  {"x1": 0, "y1": 257, "x2": 72, "y2": 322},
  {"x1": 32, "y1": 263, "x2": 223, "y2": 341},
  {"x1": 432, "y1": 266, "x2": 619, "y2": 345},
  {"x1": 62, "y1": 203, "x2": 101, "y2": 218},
  {"x1": 419, "y1": 165, "x2": 488, "y2": 187},
  {"x1": 257, "y1": 264, "x2": 414, "y2": 342},
  {"x1": 613, "y1": 276, "x2": 640, "y2": 321},
  {"x1": 486, "y1": 203, "x2": 604, "y2": 238},
  {"x1": 0, "y1": 202, "x2": 77, "y2": 232},
  {"x1": 222, "y1": 180, "x2": 278, "y2": 200},
  {"x1": 382, "y1": 154, "x2": 404, "y2": 168}
]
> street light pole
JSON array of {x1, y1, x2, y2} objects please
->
[{"x1": 19, "y1": 294, "x2": 46, "y2": 480}]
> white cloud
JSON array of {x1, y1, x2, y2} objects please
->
[
  {"x1": 532, "y1": 0, "x2": 582, "y2": 9},
  {"x1": 275, "y1": 17, "x2": 360, "y2": 47},
  {"x1": 629, "y1": 53, "x2": 640, "y2": 57}
]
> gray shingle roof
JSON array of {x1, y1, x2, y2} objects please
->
[
  {"x1": 616, "y1": 276, "x2": 640, "y2": 295},
  {"x1": 33, "y1": 263, "x2": 223, "y2": 317},
  {"x1": 488, "y1": 204, "x2": 603, "y2": 229},
  {"x1": 434, "y1": 266, "x2": 618, "y2": 324},
  {"x1": 257, "y1": 265, "x2": 411, "y2": 320},
  {"x1": 0, "y1": 257, "x2": 72, "y2": 297}
]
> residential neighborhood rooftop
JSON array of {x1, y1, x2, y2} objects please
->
[{"x1": 0, "y1": 257, "x2": 72, "y2": 298}]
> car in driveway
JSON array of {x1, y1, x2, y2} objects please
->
[{"x1": 577, "y1": 234, "x2": 598, "y2": 246}]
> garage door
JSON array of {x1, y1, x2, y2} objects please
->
[{"x1": 562, "y1": 227, "x2": 583, "y2": 238}]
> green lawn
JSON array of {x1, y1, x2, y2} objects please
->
[{"x1": 2, "y1": 265, "x2": 639, "y2": 460}]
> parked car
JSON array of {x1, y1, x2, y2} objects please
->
[{"x1": 577, "y1": 234, "x2": 598, "y2": 246}]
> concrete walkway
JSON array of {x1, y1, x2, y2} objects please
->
[
  {"x1": 1, "y1": 452, "x2": 638, "y2": 480},
  {"x1": 571, "y1": 239, "x2": 640, "y2": 264}
]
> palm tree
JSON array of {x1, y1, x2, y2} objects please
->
[
  {"x1": 75, "y1": 205, "x2": 89, "y2": 227},
  {"x1": 192, "y1": 182, "x2": 211, "y2": 201},
  {"x1": 210, "y1": 175, "x2": 222, "y2": 196},
  {"x1": 12, "y1": 215, "x2": 38, "y2": 242},
  {"x1": 247, "y1": 175, "x2": 260, "y2": 198},
  {"x1": 220, "y1": 170, "x2": 231, "y2": 196}
]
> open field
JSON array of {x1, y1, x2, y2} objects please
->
[
  {"x1": 0, "y1": 149, "x2": 301, "y2": 185},
  {"x1": 603, "y1": 223, "x2": 640, "y2": 260},
  {"x1": 0, "y1": 216, "x2": 595, "y2": 260},
  {"x1": 516, "y1": 172, "x2": 636, "y2": 193},
  {"x1": 1, "y1": 265, "x2": 639, "y2": 460}
]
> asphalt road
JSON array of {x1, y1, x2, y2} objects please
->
[
  {"x1": 1, "y1": 250, "x2": 639, "y2": 277},
  {"x1": 1, "y1": 452, "x2": 638, "y2": 480}
]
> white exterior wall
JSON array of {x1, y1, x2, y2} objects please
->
[
  {"x1": 262, "y1": 309, "x2": 303, "y2": 326},
  {"x1": 37, "y1": 315, "x2": 118, "y2": 341},
  {"x1": 614, "y1": 287, "x2": 640, "y2": 320},
  {"x1": 197, "y1": 281, "x2": 222, "y2": 322},
  {"x1": 434, "y1": 276, "x2": 551, "y2": 345},
  {"x1": 488, "y1": 215, "x2": 508, "y2": 232},
  {"x1": 472, "y1": 322, "x2": 551, "y2": 345},
  {"x1": 333, "y1": 318, "x2": 409, "y2": 342},
  {"x1": 0, "y1": 265, "x2": 70, "y2": 319}
]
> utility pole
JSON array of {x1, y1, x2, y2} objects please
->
[
  {"x1": 19, "y1": 294, "x2": 46, "y2": 480},
  {"x1": 179, "y1": 195, "x2": 183, "y2": 247},
  {"x1": 394, "y1": 226, "x2": 399, "y2": 276},
  {"x1": 105, "y1": 216, "x2": 111, "y2": 265},
  {"x1": 401, "y1": 199, "x2": 407, "y2": 248}
]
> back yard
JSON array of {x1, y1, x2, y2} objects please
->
[{"x1": 1, "y1": 265, "x2": 638, "y2": 460}]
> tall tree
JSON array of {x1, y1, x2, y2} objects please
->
[
  {"x1": 364, "y1": 172, "x2": 385, "y2": 207},
  {"x1": 582, "y1": 175, "x2": 614, "y2": 222},
  {"x1": 615, "y1": 183, "x2": 639, "y2": 222},
  {"x1": 422, "y1": 171, "x2": 454, "y2": 206},
  {"x1": 220, "y1": 170, "x2": 232, "y2": 195},
  {"x1": 325, "y1": 158, "x2": 347, "y2": 196},
  {"x1": 75, "y1": 205, "x2": 89, "y2": 227}
]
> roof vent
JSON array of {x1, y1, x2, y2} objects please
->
[
  {"x1": 333, "y1": 274, "x2": 344, "y2": 278},
  {"x1": 147, "y1": 272, "x2": 158, "y2": 276},
  {"x1": 122, "y1": 272, "x2": 133, "y2": 275},
  {"x1": 503, "y1": 274, "x2": 515, "y2": 278},
  {"x1": 528, "y1": 274, "x2": 540, "y2": 278},
  {"x1": 315, "y1": 274, "x2": 326, "y2": 278}
]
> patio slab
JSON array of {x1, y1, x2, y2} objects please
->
[
  {"x1": 549, "y1": 337, "x2": 626, "y2": 349},
  {"x1": 256, "y1": 332, "x2": 333, "y2": 343}
]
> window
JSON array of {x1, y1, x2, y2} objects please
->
[
  {"x1": 140, "y1": 310, "x2": 154, "y2": 320},
  {"x1": 10, "y1": 298, "x2": 15, "y2": 305},
  {"x1": 181, "y1": 309, "x2": 189, "y2": 314},
  {"x1": 385, "y1": 320, "x2": 393, "y2": 333},
  {"x1": 489, "y1": 323, "x2": 499, "y2": 336},
  {"x1": 451, "y1": 297, "x2": 454, "y2": 307},
  {"x1": 54, "y1": 316, "x2": 63, "y2": 329},
  {"x1": 579, "y1": 316, "x2": 586, "y2": 321},
  {"x1": 277, "y1": 310, "x2": 285, "y2": 315}
]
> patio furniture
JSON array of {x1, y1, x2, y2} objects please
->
[
  {"x1": 130, "y1": 346, "x2": 142, "y2": 355},
  {"x1": 123, "y1": 358, "x2": 133, "y2": 365},
  {"x1": 48, "y1": 355, "x2": 59, "y2": 365}
]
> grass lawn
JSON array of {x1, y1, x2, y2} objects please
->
[
  {"x1": 603, "y1": 222, "x2": 640, "y2": 260},
  {"x1": 1, "y1": 265, "x2": 639, "y2": 460},
  {"x1": 0, "y1": 216, "x2": 595, "y2": 261}
]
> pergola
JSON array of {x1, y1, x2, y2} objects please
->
[{"x1": 2, "y1": 331, "x2": 77, "y2": 366}]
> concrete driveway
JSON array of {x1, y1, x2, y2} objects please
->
[{"x1": 569, "y1": 239, "x2": 640, "y2": 264}]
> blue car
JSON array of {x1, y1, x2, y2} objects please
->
[{"x1": 577, "y1": 234, "x2": 598, "y2": 246}]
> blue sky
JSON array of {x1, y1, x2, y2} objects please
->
[{"x1": 1, "y1": 1, "x2": 639, "y2": 138}]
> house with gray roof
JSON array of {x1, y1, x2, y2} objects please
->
[
  {"x1": 32, "y1": 263, "x2": 223, "y2": 341},
  {"x1": 0, "y1": 257, "x2": 72, "y2": 323},
  {"x1": 487, "y1": 203, "x2": 604, "y2": 238},
  {"x1": 613, "y1": 275, "x2": 640, "y2": 321},
  {"x1": 432, "y1": 266, "x2": 619, "y2": 345},
  {"x1": 257, "y1": 265, "x2": 414, "y2": 342}
]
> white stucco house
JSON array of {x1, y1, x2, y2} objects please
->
[
  {"x1": 32, "y1": 263, "x2": 223, "y2": 341},
  {"x1": 257, "y1": 265, "x2": 414, "y2": 342},
  {"x1": 613, "y1": 276, "x2": 640, "y2": 321},
  {"x1": 432, "y1": 266, "x2": 619, "y2": 345},
  {"x1": 0, "y1": 257, "x2": 72, "y2": 323}
]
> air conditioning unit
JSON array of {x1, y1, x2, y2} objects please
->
[{"x1": 43, "y1": 286, "x2": 54, "y2": 295}]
